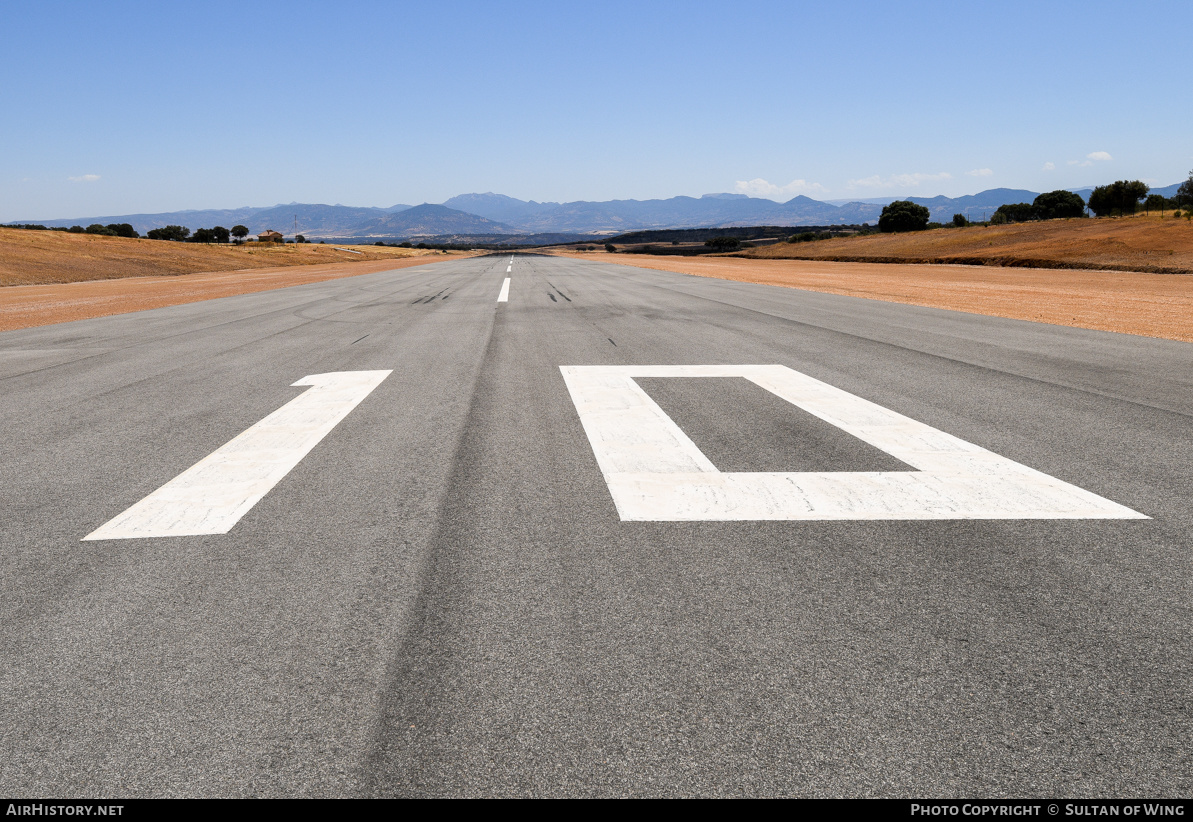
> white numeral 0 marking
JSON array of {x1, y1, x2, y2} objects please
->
[{"x1": 561, "y1": 364, "x2": 1147, "y2": 522}]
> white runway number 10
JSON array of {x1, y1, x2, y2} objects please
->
[{"x1": 82, "y1": 363, "x2": 1146, "y2": 539}]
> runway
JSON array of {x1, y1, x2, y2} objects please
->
[{"x1": 1, "y1": 253, "x2": 1190, "y2": 796}]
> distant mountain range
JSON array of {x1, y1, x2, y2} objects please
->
[
  {"x1": 22, "y1": 201, "x2": 414, "y2": 237},
  {"x1": 348, "y1": 203, "x2": 515, "y2": 237},
  {"x1": 1144, "y1": 182, "x2": 1184, "y2": 198},
  {"x1": 18, "y1": 182, "x2": 1185, "y2": 240}
]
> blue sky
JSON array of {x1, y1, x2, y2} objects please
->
[{"x1": 2, "y1": 0, "x2": 1190, "y2": 221}]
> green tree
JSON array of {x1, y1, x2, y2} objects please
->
[
  {"x1": 878, "y1": 200, "x2": 930, "y2": 232},
  {"x1": 85, "y1": 224, "x2": 116, "y2": 236},
  {"x1": 604, "y1": 243, "x2": 616, "y2": 252},
  {"x1": 295, "y1": 234, "x2": 306, "y2": 244},
  {"x1": 994, "y1": 203, "x2": 1037, "y2": 223},
  {"x1": 231, "y1": 225, "x2": 249, "y2": 241},
  {"x1": 1032, "y1": 190, "x2": 1086, "y2": 220},
  {"x1": 105, "y1": 223, "x2": 139, "y2": 238},
  {"x1": 146, "y1": 225, "x2": 190, "y2": 241},
  {"x1": 952, "y1": 214, "x2": 969, "y2": 227},
  {"x1": 1144, "y1": 194, "x2": 1167, "y2": 216},
  {"x1": 704, "y1": 236, "x2": 741, "y2": 251},
  {"x1": 1088, "y1": 180, "x2": 1149, "y2": 216},
  {"x1": 1122, "y1": 180, "x2": 1149, "y2": 213},
  {"x1": 1086, "y1": 186, "x2": 1112, "y2": 216},
  {"x1": 1178, "y1": 170, "x2": 1193, "y2": 209}
]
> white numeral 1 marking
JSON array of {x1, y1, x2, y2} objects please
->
[
  {"x1": 561, "y1": 364, "x2": 1147, "y2": 521},
  {"x1": 83, "y1": 370, "x2": 392, "y2": 540}
]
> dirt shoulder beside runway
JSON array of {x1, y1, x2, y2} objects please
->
[
  {"x1": 0, "y1": 256, "x2": 455, "y2": 332},
  {"x1": 552, "y1": 252, "x2": 1193, "y2": 343}
]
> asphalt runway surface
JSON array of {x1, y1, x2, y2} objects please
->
[{"x1": 1, "y1": 253, "x2": 1190, "y2": 797}]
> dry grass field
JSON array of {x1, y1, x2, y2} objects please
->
[
  {"x1": 737, "y1": 214, "x2": 1193, "y2": 274},
  {"x1": 0, "y1": 227, "x2": 454, "y2": 287},
  {"x1": 0, "y1": 227, "x2": 476, "y2": 331},
  {"x1": 552, "y1": 252, "x2": 1193, "y2": 343}
]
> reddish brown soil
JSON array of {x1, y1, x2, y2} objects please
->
[
  {"x1": 553, "y1": 252, "x2": 1193, "y2": 343},
  {"x1": 0, "y1": 226, "x2": 453, "y2": 287}
]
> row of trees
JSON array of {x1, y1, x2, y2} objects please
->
[
  {"x1": 881, "y1": 189, "x2": 1087, "y2": 231},
  {"x1": 991, "y1": 189, "x2": 1088, "y2": 224},
  {"x1": 1087, "y1": 177, "x2": 1192, "y2": 217},
  {"x1": 0, "y1": 222, "x2": 262, "y2": 242},
  {"x1": 0, "y1": 222, "x2": 143, "y2": 237},
  {"x1": 8, "y1": 223, "x2": 313, "y2": 243},
  {"x1": 995, "y1": 177, "x2": 1193, "y2": 222},
  {"x1": 879, "y1": 171, "x2": 1193, "y2": 231},
  {"x1": 80, "y1": 222, "x2": 139, "y2": 237},
  {"x1": 0, "y1": 222, "x2": 263, "y2": 241},
  {"x1": 144, "y1": 224, "x2": 255, "y2": 242}
]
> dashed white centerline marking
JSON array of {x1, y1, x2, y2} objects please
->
[
  {"x1": 560, "y1": 364, "x2": 1148, "y2": 522},
  {"x1": 506, "y1": 265, "x2": 512, "y2": 272},
  {"x1": 83, "y1": 371, "x2": 392, "y2": 540},
  {"x1": 498, "y1": 277, "x2": 511, "y2": 302}
]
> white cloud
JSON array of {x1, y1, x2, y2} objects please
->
[
  {"x1": 1067, "y1": 152, "x2": 1112, "y2": 168},
  {"x1": 68, "y1": 174, "x2": 101, "y2": 182},
  {"x1": 967, "y1": 168, "x2": 994, "y2": 177},
  {"x1": 846, "y1": 172, "x2": 952, "y2": 190},
  {"x1": 1043, "y1": 162, "x2": 1056, "y2": 171},
  {"x1": 734, "y1": 178, "x2": 829, "y2": 200}
]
